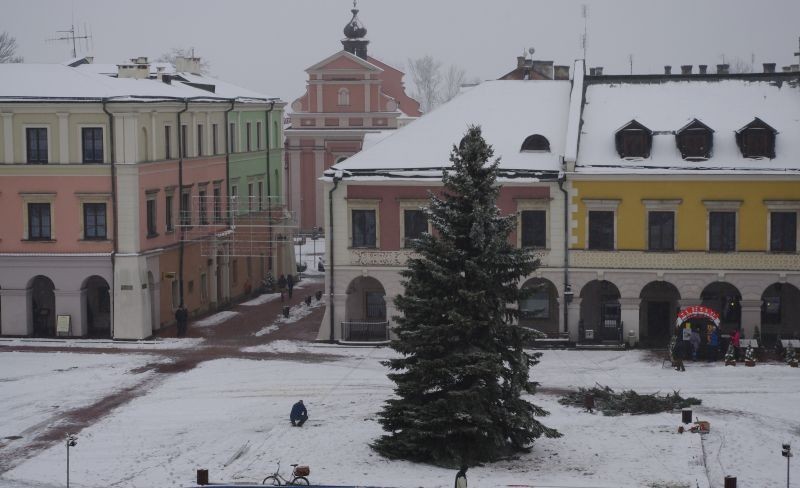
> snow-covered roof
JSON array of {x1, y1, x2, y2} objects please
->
[
  {"x1": 0, "y1": 64, "x2": 223, "y2": 101},
  {"x1": 577, "y1": 76, "x2": 800, "y2": 174},
  {"x1": 361, "y1": 130, "x2": 394, "y2": 151},
  {"x1": 0, "y1": 64, "x2": 278, "y2": 104},
  {"x1": 331, "y1": 80, "x2": 571, "y2": 176},
  {"x1": 74, "y1": 62, "x2": 177, "y2": 76}
]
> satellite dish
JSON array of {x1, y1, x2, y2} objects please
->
[{"x1": 528, "y1": 47, "x2": 536, "y2": 56}]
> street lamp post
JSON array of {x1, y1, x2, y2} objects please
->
[
  {"x1": 783, "y1": 443, "x2": 792, "y2": 488},
  {"x1": 66, "y1": 433, "x2": 77, "y2": 488}
]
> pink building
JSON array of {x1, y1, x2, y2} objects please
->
[{"x1": 285, "y1": 4, "x2": 420, "y2": 232}]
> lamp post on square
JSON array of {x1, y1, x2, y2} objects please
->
[
  {"x1": 782, "y1": 443, "x2": 792, "y2": 488},
  {"x1": 66, "y1": 433, "x2": 77, "y2": 488}
]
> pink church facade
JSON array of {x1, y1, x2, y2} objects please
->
[{"x1": 284, "y1": 5, "x2": 420, "y2": 232}]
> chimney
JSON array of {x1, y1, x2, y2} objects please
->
[
  {"x1": 554, "y1": 65, "x2": 570, "y2": 80},
  {"x1": 117, "y1": 57, "x2": 150, "y2": 79},
  {"x1": 762, "y1": 63, "x2": 776, "y2": 73},
  {"x1": 717, "y1": 64, "x2": 730, "y2": 74},
  {"x1": 681, "y1": 65, "x2": 693, "y2": 75},
  {"x1": 783, "y1": 66, "x2": 793, "y2": 72},
  {"x1": 664, "y1": 65, "x2": 672, "y2": 75},
  {"x1": 175, "y1": 56, "x2": 202, "y2": 74},
  {"x1": 594, "y1": 66, "x2": 603, "y2": 75},
  {"x1": 589, "y1": 67, "x2": 596, "y2": 76},
  {"x1": 698, "y1": 65, "x2": 708, "y2": 74},
  {"x1": 531, "y1": 60, "x2": 554, "y2": 79},
  {"x1": 517, "y1": 56, "x2": 526, "y2": 69}
]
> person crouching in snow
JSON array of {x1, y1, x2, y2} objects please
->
[
  {"x1": 290, "y1": 400, "x2": 308, "y2": 427},
  {"x1": 454, "y1": 465, "x2": 468, "y2": 488}
]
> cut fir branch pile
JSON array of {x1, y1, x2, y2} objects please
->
[{"x1": 559, "y1": 385, "x2": 701, "y2": 416}]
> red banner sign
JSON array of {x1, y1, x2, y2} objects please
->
[{"x1": 675, "y1": 305, "x2": 720, "y2": 326}]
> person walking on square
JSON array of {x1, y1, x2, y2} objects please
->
[
  {"x1": 175, "y1": 304, "x2": 188, "y2": 338},
  {"x1": 708, "y1": 326, "x2": 720, "y2": 361},
  {"x1": 277, "y1": 274, "x2": 287, "y2": 302},
  {"x1": 286, "y1": 273, "x2": 295, "y2": 299},
  {"x1": 454, "y1": 465, "x2": 468, "y2": 488},
  {"x1": 731, "y1": 328, "x2": 741, "y2": 360},
  {"x1": 672, "y1": 335, "x2": 686, "y2": 371},
  {"x1": 290, "y1": 400, "x2": 308, "y2": 427}
]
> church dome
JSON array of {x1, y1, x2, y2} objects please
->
[{"x1": 343, "y1": 5, "x2": 367, "y2": 39}]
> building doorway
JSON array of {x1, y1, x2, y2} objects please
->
[
  {"x1": 83, "y1": 276, "x2": 111, "y2": 338},
  {"x1": 29, "y1": 275, "x2": 56, "y2": 337},
  {"x1": 639, "y1": 281, "x2": 680, "y2": 347},
  {"x1": 701, "y1": 282, "x2": 741, "y2": 332},
  {"x1": 761, "y1": 282, "x2": 800, "y2": 345},
  {"x1": 580, "y1": 280, "x2": 621, "y2": 342}
]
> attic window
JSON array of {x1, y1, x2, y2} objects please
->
[
  {"x1": 735, "y1": 117, "x2": 776, "y2": 159},
  {"x1": 520, "y1": 134, "x2": 550, "y2": 152},
  {"x1": 676, "y1": 119, "x2": 714, "y2": 160},
  {"x1": 615, "y1": 120, "x2": 652, "y2": 158}
]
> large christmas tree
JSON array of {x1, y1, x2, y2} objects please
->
[{"x1": 373, "y1": 126, "x2": 561, "y2": 467}]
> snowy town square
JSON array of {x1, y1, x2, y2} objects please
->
[{"x1": 2, "y1": 0, "x2": 800, "y2": 487}]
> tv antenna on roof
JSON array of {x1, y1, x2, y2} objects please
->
[
  {"x1": 581, "y1": 4, "x2": 589, "y2": 62},
  {"x1": 46, "y1": 23, "x2": 92, "y2": 58}
]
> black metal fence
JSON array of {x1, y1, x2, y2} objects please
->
[{"x1": 341, "y1": 320, "x2": 390, "y2": 342}]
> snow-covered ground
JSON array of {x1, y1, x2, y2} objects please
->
[
  {"x1": 0, "y1": 337, "x2": 204, "y2": 350},
  {"x1": 1, "y1": 349, "x2": 797, "y2": 488}
]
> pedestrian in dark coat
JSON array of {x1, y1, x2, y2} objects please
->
[
  {"x1": 673, "y1": 337, "x2": 686, "y2": 371},
  {"x1": 175, "y1": 305, "x2": 188, "y2": 338},
  {"x1": 290, "y1": 400, "x2": 308, "y2": 427},
  {"x1": 454, "y1": 465, "x2": 468, "y2": 488},
  {"x1": 708, "y1": 327, "x2": 720, "y2": 362},
  {"x1": 286, "y1": 274, "x2": 295, "y2": 299},
  {"x1": 277, "y1": 274, "x2": 287, "y2": 302}
]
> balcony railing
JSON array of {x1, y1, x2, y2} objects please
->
[{"x1": 341, "y1": 320, "x2": 390, "y2": 343}]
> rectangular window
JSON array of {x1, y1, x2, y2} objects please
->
[
  {"x1": 83, "y1": 203, "x2": 107, "y2": 239},
  {"x1": 26, "y1": 128, "x2": 48, "y2": 163},
  {"x1": 257, "y1": 181, "x2": 263, "y2": 211},
  {"x1": 146, "y1": 198, "x2": 157, "y2": 237},
  {"x1": 164, "y1": 126, "x2": 172, "y2": 159},
  {"x1": 196, "y1": 124, "x2": 204, "y2": 156},
  {"x1": 403, "y1": 209, "x2": 427, "y2": 247},
  {"x1": 247, "y1": 183, "x2": 254, "y2": 213},
  {"x1": 246, "y1": 122, "x2": 252, "y2": 152},
  {"x1": 81, "y1": 127, "x2": 103, "y2": 163},
  {"x1": 212, "y1": 123, "x2": 218, "y2": 155},
  {"x1": 28, "y1": 203, "x2": 51, "y2": 240},
  {"x1": 709, "y1": 211, "x2": 736, "y2": 252},
  {"x1": 588, "y1": 211, "x2": 614, "y2": 250},
  {"x1": 200, "y1": 273, "x2": 208, "y2": 303},
  {"x1": 520, "y1": 210, "x2": 546, "y2": 248},
  {"x1": 213, "y1": 187, "x2": 222, "y2": 223},
  {"x1": 256, "y1": 121, "x2": 262, "y2": 149},
  {"x1": 648, "y1": 211, "x2": 675, "y2": 251},
  {"x1": 770, "y1": 212, "x2": 797, "y2": 252},
  {"x1": 181, "y1": 125, "x2": 188, "y2": 158},
  {"x1": 228, "y1": 123, "x2": 236, "y2": 152},
  {"x1": 352, "y1": 209, "x2": 377, "y2": 248},
  {"x1": 199, "y1": 189, "x2": 208, "y2": 224},
  {"x1": 165, "y1": 194, "x2": 174, "y2": 232},
  {"x1": 181, "y1": 191, "x2": 191, "y2": 226}
]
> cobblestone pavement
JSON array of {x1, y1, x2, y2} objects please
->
[{"x1": 0, "y1": 277, "x2": 331, "y2": 474}]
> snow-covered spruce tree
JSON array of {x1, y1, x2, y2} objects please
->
[{"x1": 373, "y1": 125, "x2": 561, "y2": 467}]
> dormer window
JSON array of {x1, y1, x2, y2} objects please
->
[
  {"x1": 676, "y1": 119, "x2": 714, "y2": 160},
  {"x1": 615, "y1": 120, "x2": 652, "y2": 159},
  {"x1": 520, "y1": 134, "x2": 550, "y2": 152},
  {"x1": 736, "y1": 117, "x2": 776, "y2": 159}
]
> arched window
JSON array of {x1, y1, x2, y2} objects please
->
[
  {"x1": 338, "y1": 88, "x2": 350, "y2": 106},
  {"x1": 520, "y1": 134, "x2": 550, "y2": 152}
]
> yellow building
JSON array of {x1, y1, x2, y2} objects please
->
[{"x1": 566, "y1": 68, "x2": 800, "y2": 346}]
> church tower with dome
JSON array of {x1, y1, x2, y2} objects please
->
[{"x1": 284, "y1": 1, "x2": 421, "y2": 231}]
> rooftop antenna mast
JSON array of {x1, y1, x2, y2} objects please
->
[
  {"x1": 581, "y1": 4, "x2": 589, "y2": 62},
  {"x1": 794, "y1": 36, "x2": 800, "y2": 67},
  {"x1": 47, "y1": 24, "x2": 91, "y2": 58}
]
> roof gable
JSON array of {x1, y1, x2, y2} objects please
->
[{"x1": 306, "y1": 50, "x2": 383, "y2": 73}]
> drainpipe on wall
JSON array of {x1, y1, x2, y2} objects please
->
[
  {"x1": 177, "y1": 99, "x2": 189, "y2": 307},
  {"x1": 102, "y1": 99, "x2": 118, "y2": 338},
  {"x1": 558, "y1": 174, "x2": 571, "y2": 336},
  {"x1": 224, "y1": 99, "x2": 235, "y2": 227},
  {"x1": 328, "y1": 172, "x2": 342, "y2": 342},
  {"x1": 264, "y1": 100, "x2": 276, "y2": 272}
]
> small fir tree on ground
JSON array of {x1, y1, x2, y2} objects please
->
[
  {"x1": 785, "y1": 344, "x2": 797, "y2": 365},
  {"x1": 372, "y1": 126, "x2": 561, "y2": 467},
  {"x1": 724, "y1": 343, "x2": 736, "y2": 364}
]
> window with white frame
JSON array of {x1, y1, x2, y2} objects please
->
[
  {"x1": 517, "y1": 199, "x2": 549, "y2": 249},
  {"x1": 703, "y1": 200, "x2": 740, "y2": 252},
  {"x1": 26, "y1": 127, "x2": 48, "y2": 164},
  {"x1": 81, "y1": 127, "x2": 104, "y2": 163},
  {"x1": 349, "y1": 200, "x2": 379, "y2": 248},
  {"x1": 765, "y1": 200, "x2": 799, "y2": 253},
  {"x1": 642, "y1": 199, "x2": 681, "y2": 252},
  {"x1": 584, "y1": 199, "x2": 620, "y2": 251},
  {"x1": 83, "y1": 202, "x2": 107, "y2": 239},
  {"x1": 400, "y1": 200, "x2": 429, "y2": 248}
]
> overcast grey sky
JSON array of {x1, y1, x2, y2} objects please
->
[{"x1": 4, "y1": 0, "x2": 799, "y2": 103}]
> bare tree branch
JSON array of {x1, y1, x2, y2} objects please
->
[
  {"x1": 407, "y1": 55, "x2": 442, "y2": 113},
  {"x1": 0, "y1": 31, "x2": 24, "y2": 63},
  {"x1": 441, "y1": 64, "x2": 467, "y2": 104}
]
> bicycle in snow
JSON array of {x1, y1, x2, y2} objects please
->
[{"x1": 262, "y1": 461, "x2": 310, "y2": 486}]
